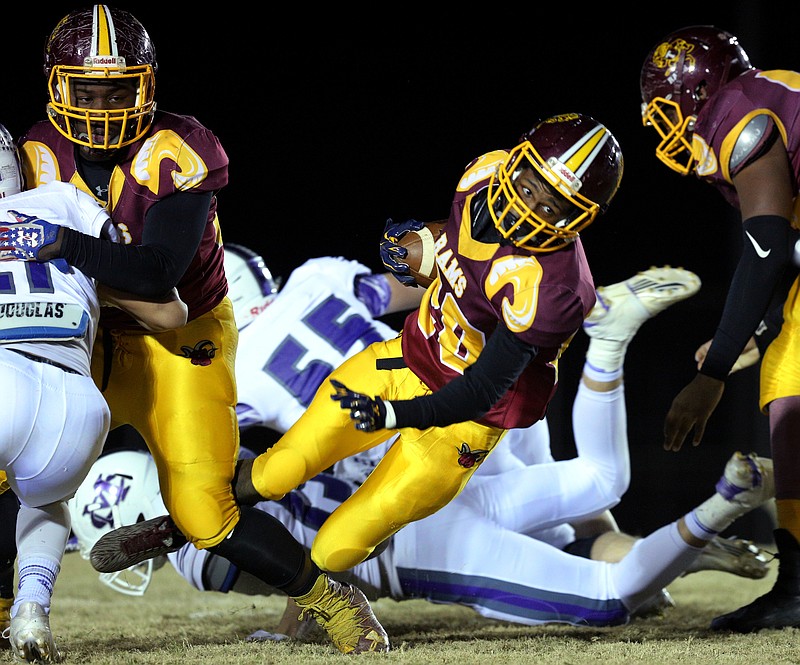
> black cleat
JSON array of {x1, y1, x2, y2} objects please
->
[
  {"x1": 711, "y1": 529, "x2": 800, "y2": 632},
  {"x1": 90, "y1": 515, "x2": 186, "y2": 573}
]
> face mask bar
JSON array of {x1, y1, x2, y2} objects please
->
[
  {"x1": 46, "y1": 65, "x2": 156, "y2": 150},
  {"x1": 641, "y1": 97, "x2": 697, "y2": 175},
  {"x1": 487, "y1": 144, "x2": 597, "y2": 253}
]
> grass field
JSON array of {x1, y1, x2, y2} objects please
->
[{"x1": 18, "y1": 547, "x2": 799, "y2": 664}]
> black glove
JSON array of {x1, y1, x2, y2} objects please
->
[
  {"x1": 380, "y1": 217, "x2": 424, "y2": 287},
  {"x1": 330, "y1": 379, "x2": 387, "y2": 432}
]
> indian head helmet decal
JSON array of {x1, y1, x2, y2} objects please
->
[
  {"x1": 652, "y1": 38, "x2": 696, "y2": 79},
  {"x1": 456, "y1": 443, "x2": 490, "y2": 468},
  {"x1": 180, "y1": 339, "x2": 218, "y2": 366}
]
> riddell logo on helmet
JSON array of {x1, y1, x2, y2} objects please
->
[
  {"x1": 83, "y1": 56, "x2": 126, "y2": 69},
  {"x1": 552, "y1": 164, "x2": 577, "y2": 185},
  {"x1": 547, "y1": 159, "x2": 581, "y2": 192}
]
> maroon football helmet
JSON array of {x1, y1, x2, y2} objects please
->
[
  {"x1": 44, "y1": 5, "x2": 158, "y2": 150},
  {"x1": 487, "y1": 113, "x2": 623, "y2": 253},
  {"x1": 640, "y1": 26, "x2": 753, "y2": 175}
]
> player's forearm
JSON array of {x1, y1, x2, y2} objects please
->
[{"x1": 99, "y1": 285, "x2": 188, "y2": 331}]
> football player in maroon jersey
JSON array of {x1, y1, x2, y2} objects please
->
[
  {"x1": 0, "y1": 5, "x2": 387, "y2": 654},
  {"x1": 223, "y1": 113, "x2": 622, "y2": 574},
  {"x1": 641, "y1": 25, "x2": 800, "y2": 632}
]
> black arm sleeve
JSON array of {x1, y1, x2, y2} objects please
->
[
  {"x1": 58, "y1": 190, "x2": 213, "y2": 297},
  {"x1": 700, "y1": 215, "x2": 797, "y2": 380},
  {"x1": 389, "y1": 324, "x2": 537, "y2": 429}
]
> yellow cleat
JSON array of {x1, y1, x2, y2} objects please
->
[{"x1": 294, "y1": 574, "x2": 389, "y2": 654}]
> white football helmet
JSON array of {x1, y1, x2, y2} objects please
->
[
  {"x1": 223, "y1": 243, "x2": 279, "y2": 329},
  {"x1": 68, "y1": 449, "x2": 166, "y2": 596},
  {"x1": 0, "y1": 123, "x2": 22, "y2": 199}
]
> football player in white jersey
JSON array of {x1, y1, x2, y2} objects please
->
[
  {"x1": 0, "y1": 122, "x2": 188, "y2": 664},
  {"x1": 72, "y1": 243, "x2": 772, "y2": 636},
  {"x1": 224, "y1": 245, "x2": 423, "y2": 433}
]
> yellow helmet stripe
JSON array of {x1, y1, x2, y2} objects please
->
[
  {"x1": 562, "y1": 125, "x2": 610, "y2": 180},
  {"x1": 92, "y1": 5, "x2": 117, "y2": 57}
]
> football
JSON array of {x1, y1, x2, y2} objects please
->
[{"x1": 399, "y1": 221, "x2": 446, "y2": 288}]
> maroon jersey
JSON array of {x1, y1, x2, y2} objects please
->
[
  {"x1": 401, "y1": 150, "x2": 596, "y2": 429},
  {"x1": 18, "y1": 111, "x2": 229, "y2": 329},
  {"x1": 693, "y1": 69, "x2": 800, "y2": 214}
]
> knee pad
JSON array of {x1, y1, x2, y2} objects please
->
[{"x1": 253, "y1": 448, "x2": 309, "y2": 499}]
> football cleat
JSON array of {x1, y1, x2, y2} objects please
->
[
  {"x1": 629, "y1": 588, "x2": 675, "y2": 618},
  {"x1": 8, "y1": 602, "x2": 61, "y2": 663},
  {"x1": 683, "y1": 535, "x2": 770, "y2": 579},
  {"x1": 716, "y1": 452, "x2": 774, "y2": 512},
  {"x1": 90, "y1": 515, "x2": 186, "y2": 573},
  {"x1": 711, "y1": 529, "x2": 800, "y2": 632},
  {"x1": 294, "y1": 574, "x2": 389, "y2": 654},
  {"x1": 0, "y1": 596, "x2": 11, "y2": 649},
  {"x1": 584, "y1": 266, "x2": 701, "y2": 342}
]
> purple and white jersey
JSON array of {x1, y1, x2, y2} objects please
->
[
  {"x1": 0, "y1": 181, "x2": 115, "y2": 375},
  {"x1": 234, "y1": 257, "x2": 397, "y2": 433}
]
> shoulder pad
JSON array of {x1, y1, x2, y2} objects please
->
[{"x1": 730, "y1": 114, "x2": 775, "y2": 175}]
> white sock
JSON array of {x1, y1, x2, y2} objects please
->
[
  {"x1": 582, "y1": 359, "x2": 623, "y2": 383},
  {"x1": 686, "y1": 494, "x2": 743, "y2": 540},
  {"x1": 616, "y1": 522, "x2": 702, "y2": 612},
  {"x1": 584, "y1": 338, "x2": 627, "y2": 376},
  {"x1": 13, "y1": 557, "x2": 59, "y2": 615}
]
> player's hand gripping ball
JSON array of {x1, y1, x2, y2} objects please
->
[{"x1": 396, "y1": 221, "x2": 446, "y2": 288}]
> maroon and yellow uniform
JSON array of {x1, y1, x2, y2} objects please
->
[
  {"x1": 689, "y1": 68, "x2": 800, "y2": 412},
  {"x1": 19, "y1": 112, "x2": 240, "y2": 549},
  {"x1": 404, "y1": 150, "x2": 595, "y2": 429},
  {"x1": 250, "y1": 149, "x2": 596, "y2": 572},
  {"x1": 641, "y1": 26, "x2": 800, "y2": 631}
]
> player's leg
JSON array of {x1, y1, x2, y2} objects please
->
[
  {"x1": 91, "y1": 308, "x2": 389, "y2": 654},
  {"x1": 396, "y1": 497, "x2": 633, "y2": 626},
  {"x1": 710, "y1": 283, "x2": 800, "y2": 632},
  {"x1": 10, "y1": 503, "x2": 67, "y2": 663},
  {"x1": 2, "y1": 358, "x2": 109, "y2": 663},
  {"x1": 246, "y1": 336, "x2": 410, "y2": 503},
  {"x1": 574, "y1": 266, "x2": 703, "y2": 503},
  {"x1": 312, "y1": 416, "x2": 503, "y2": 573},
  {"x1": 614, "y1": 452, "x2": 773, "y2": 613},
  {"x1": 465, "y1": 267, "x2": 702, "y2": 534}
]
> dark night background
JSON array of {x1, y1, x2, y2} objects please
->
[{"x1": 7, "y1": 5, "x2": 799, "y2": 543}]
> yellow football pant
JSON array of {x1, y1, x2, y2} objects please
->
[
  {"x1": 91, "y1": 298, "x2": 240, "y2": 549},
  {"x1": 251, "y1": 335, "x2": 506, "y2": 572}
]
